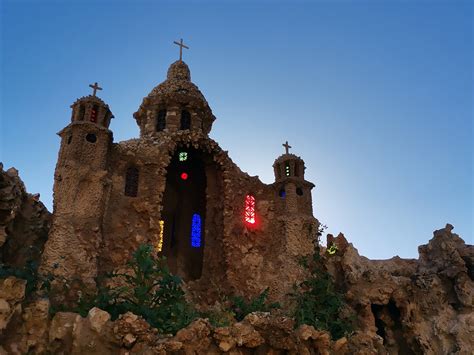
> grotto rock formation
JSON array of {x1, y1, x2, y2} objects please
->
[
  {"x1": 0, "y1": 164, "x2": 51, "y2": 270},
  {"x1": 0, "y1": 167, "x2": 472, "y2": 354}
]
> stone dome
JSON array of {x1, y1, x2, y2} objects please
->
[
  {"x1": 134, "y1": 60, "x2": 215, "y2": 136},
  {"x1": 273, "y1": 153, "x2": 306, "y2": 182},
  {"x1": 167, "y1": 60, "x2": 191, "y2": 81},
  {"x1": 273, "y1": 153, "x2": 304, "y2": 166}
]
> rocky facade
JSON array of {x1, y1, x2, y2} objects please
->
[
  {"x1": 0, "y1": 165, "x2": 472, "y2": 353},
  {"x1": 0, "y1": 222, "x2": 472, "y2": 354},
  {"x1": 325, "y1": 225, "x2": 473, "y2": 354},
  {"x1": 0, "y1": 164, "x2": 51, "y2": 270},
  {"x1": 40, "y1": 59, "x2": 318, "y2": 304}
]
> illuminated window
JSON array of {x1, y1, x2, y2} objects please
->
[
  {"x1": 90, "y1": 105, "x2": 99, "y2": 123},
  {"x1": 157, "y1": 220, "x2": 164, "y2": 252},
  {"x1": 244, "y1": 194, "x2": 256, "y2": 225},
  {"x1": 156, "y1": 109, "x2": 167, "y2": 132},
  {"x1": 179, "y1": 152, "x2": 188, "y2": 161},
  {"x1": 180, "y1": 172, "x2": 188, "y2": 180},
  {"x1": 191, "y1": 213, "x2": 202, "y2": 247},
  {"x1": 285, "y1": 164, "x2": 291, "y2": 177},
  {"x1": 125, "y1": 166, "x2": 139, "y2": 197}
]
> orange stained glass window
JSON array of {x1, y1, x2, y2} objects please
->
[
  {"x1": 157, "y1": 220, "x2": 164, "y2": 252},
  {"x1": 245, "y1": 194, "x2": 256, "y2": 225}
]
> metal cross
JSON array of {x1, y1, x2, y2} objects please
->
[
  {"x1": 173, "y1": 38, "x2": 189, "y2": 61},
  {"x1": 283, "y1": 141, "x2": 292, "y2": 154},
  {"x1": 89, "y1": 82, "x2": 102, "y2": 97}
]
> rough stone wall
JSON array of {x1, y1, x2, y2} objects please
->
[
  {"x1": 0, "y1": 165, "x2": 51, "y2": 269},
  {"x1": 325, "y1": 225, "x2": 473, "y2": 354},
  {"x1": 96, "y1": 130, "x2": 317, "y2": 303},
  {"x1": 40, "y1": 122, "x2": 112, "y2": 293},
  {"x1": 1, "y1": 224, "x2": 472, "y2": 354}
]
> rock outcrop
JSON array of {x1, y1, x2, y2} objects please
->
[
  {"x1": 0, "y1": 164, "x2": 51, "y2": 269},
  {"x1": 326, "y1": 225, "x2": 473, "y2": 354}
]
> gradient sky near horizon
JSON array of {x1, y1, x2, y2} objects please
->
[{"x1": 1, "y1": 0, "x2": 472, "y2": 259}]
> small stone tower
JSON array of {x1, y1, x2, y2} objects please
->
[
  {"x1": 273, "y1": 142, "x2": 314, "y2": 216},
  {"x1": 41, "y1": 85, "x2": 114, "y2": 295}
]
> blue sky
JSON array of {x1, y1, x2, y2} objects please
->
[{"x1": 1, "y1": 0, "x2": 472, "y2": 259}]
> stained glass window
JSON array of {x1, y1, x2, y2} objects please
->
[
  {"x1": 191, "y1": 213, "x2": 201, "y2": 247},
  {"x1": 245, "y1": 194, "x2": 256, "y2": 225},
  {"x1": 157, "y1": 220, "x2": 164, "y2": 252},
  {"x1": 125, "y1": 166, "x2": 139, "y2": 197},
  {"x1": 90, "y1": 105, "x2": 99, "y2": 123},
  {"x1": 179, "y1": 152, "x2": 188, "y2": 161}
]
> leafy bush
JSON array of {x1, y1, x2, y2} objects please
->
[
  {"x1": 230, "y1": 288, "x2": 280, "y2": 321},
  {"x1": 46, "y1": 244, "x2": 197, "y2": 334},
  {"x1": 0, "y1": 260, "x2": 39, "y2": 296},
  {"x1": 290, "y1": 229, "x2": 353, "y2": 339},
  {"x1": 96, "y1": 244, "x2": 197, "y2": 334}
]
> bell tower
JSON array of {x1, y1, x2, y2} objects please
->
[
  {"x1": 273, "y1": 141, "x2": 314, "y2": 215},
  {"x1": 41, "y1": 83, "x2": 114, "y2": 300}
]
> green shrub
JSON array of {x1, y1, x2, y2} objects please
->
[
  {"x1": 0, "y1": 259, "x2": 39, "y2": 296},
  {"x1": 230, "y1": 287, "x2": 280, "y2": 321},
  {"x1": 290, "y1": 229, "x2": 353, "y2": 340},
  {"x1": 96, "y1": 244, "x2": 197, "y2": 334},
  {"x1": 46, "y1": 244, "x2": 197, "y2": 334}
]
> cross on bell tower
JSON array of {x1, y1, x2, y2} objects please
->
[
  {"x1": 89, "y1": 82, "x2": 102, "y2": 97},
  {"x1": 283, "y1": 141, "x2": 292, "y2": 154},
  {"x1": 173, "y1": 38, "x2": 189, "y2": 61}
]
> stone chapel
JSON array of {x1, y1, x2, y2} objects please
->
[{"x1": 41, "y1": 43, "x2": 320, "y2": 302}]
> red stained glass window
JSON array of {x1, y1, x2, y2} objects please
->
[
  {"x1": 245, "y1": 194, "x2": 256, "y2": 225},
  {"x1": 90, "y1": 105, "x2": 98, "y2": 123}
]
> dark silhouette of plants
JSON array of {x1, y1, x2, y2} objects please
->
[
  {"x1": 96, "y1": 244, "x2": 197, "y2": 334},
  {"x1": 43, "y1": 244, "x2": 197, "y2": 334},
  {"x1": 0, "y1": 259, "x2": 39, "y2": 296},
  {"x1": 230, "y1": 287, "x2": 280, "y2": 321},
  {"x1": 290, "y1": 226, "x2": 353, "y2": 340}
]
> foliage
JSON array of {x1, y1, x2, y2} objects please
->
[
  {"x1": 230, "y1": 287, "x2": 280, "y2": 321},
  {"x1": 97, "y1": 244, "x2": 198, "y2": 334},
  {"x1": 46, "y1": 244, "x2": 197, "y2": 334},
  {"x1": 200, "y1": 307, "x2": 235, "y2": 328},
  {"x1": 290, "y1": 226, "x2": 353, "y2": 340},
  {"x1": 0, "y1": 260, "x2": 39, "y2": 296}
]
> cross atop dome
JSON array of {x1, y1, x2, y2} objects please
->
[
  {"x1": 283, "y1": 141, "x2": 292, "y2": 154},
  {"x1": 89, "y1": 82, "x2": 102, "y2": 97},
  {"x1": 173, "y1": 38, "x2": 189, "y2": 61}
]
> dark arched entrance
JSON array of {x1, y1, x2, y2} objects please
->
[{"x1": 161, "y1": 148, "x2": 207, "y2": 280}]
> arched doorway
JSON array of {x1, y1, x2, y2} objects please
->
[{"x1": 161, "y1": 148, "x2": 207, "y2": 280}]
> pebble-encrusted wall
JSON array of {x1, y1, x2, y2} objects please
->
[{"x1": 41, "y1": 59, "x2": 319, "y2": 305}]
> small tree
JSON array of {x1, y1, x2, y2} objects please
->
[{"x1": 290, "y1": 228, "x2": 353, "y2": 339}]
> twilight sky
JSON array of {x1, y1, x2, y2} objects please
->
[{"x1": 1, "y1": 0, "x2": 472, "y2": 259}]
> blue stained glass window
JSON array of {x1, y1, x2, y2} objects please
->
[{"x1": 191, "y1": 213, "x2": 202, "y2": 247}]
